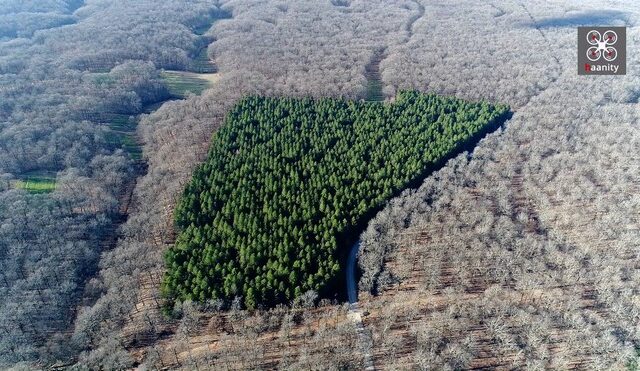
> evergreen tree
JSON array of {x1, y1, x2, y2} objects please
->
[{"x1": 163, "y1": 91, "x2": 509, "y2": 308}]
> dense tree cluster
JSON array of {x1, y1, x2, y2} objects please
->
[
  {"x1": 164, "y1": 92, "x2": 509, "y2": 308},
  {"x1": 70, "y1": 3, "x2": 421, "y2": 363}
]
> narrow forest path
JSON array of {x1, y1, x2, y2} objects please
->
[
  {"x1": 348, "y1": 3, "x2": 426, "y2": 368},
  {"x1": 516, "y1": 0, "x2": 562, "y2": 86},
  {"x1": 347, "y1": 242, "x2": 375, "y2": 370},
  {"x1": 406, "y1": 0, "x2": 425, "y2": 35},
  {"x1": 362, "y1": 0, "x2": 423, "y2": 103},
  {"x1": 346, "y1": 241, "x2": 360, "y2": 304},
  {"x1": 508, "y1": 0, "x2": 564, "y2": 233},
  {"x1": 364, "y1": 49, "x2": 386, "y2": 102}
]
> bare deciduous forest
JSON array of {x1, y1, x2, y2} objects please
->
[{"x1": 1, "y1": 0, "x2": 638, "y2": 369}]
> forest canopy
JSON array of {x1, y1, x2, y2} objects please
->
[{"x1": 163, "y1": 91, "x2": 510, "y2": 309}]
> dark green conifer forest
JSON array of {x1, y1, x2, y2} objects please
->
[{"x1": 163, "y1": 91, "x2": 509, "y2": 308}]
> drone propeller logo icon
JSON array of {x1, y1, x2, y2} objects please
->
[{"x1": 586, "y1": 29, "x2": 618, "y2": 62}]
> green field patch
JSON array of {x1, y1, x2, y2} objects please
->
[
  {"x1": 105, "y1": 113, "x2": 136, "y2": 132},
  {"x1": 92, "y1": 73, "x2": 116, "y2": 87},
  {"x1": 163, "y1": 91, "x2": 510, "y2": 309},
  {"x1": 365, "y1": 78, "x2": 384, "y2": 102},
  {"x1": 142, "y1": 99, "x2": 180, "y2": 114},
  {"x1": 188, "y1": 47, "x2": 217, "y2": 74},
  {"x1": 105, "y1": 131, "x2": 142, "y2": 160},
  {"x1": 13, "y1": 171, "x2": 57, "y2": 194},
  {"x1": 103, "y1": 112, "x2": 142, "y2": 160},
  {"x1": 192, "y1": 23, "x2": 213, "y2": 36},
  {"x1": 364, "y1": 49, "x2": 385, "y2": 102},
  {"x1": 190, "y1": 10, "x2": 232, "y2": 35},
  {"x1": 161, "y1": 70, "x2": 219, "y2": 98},
  {"x1": 119, "y1": 134, "x2": 142, "y2": 160}
]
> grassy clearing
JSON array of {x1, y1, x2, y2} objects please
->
[
  {"x1": 119, "y1": 134, "x2": 142, "y2": 160},
  {"x1": 365, "y1": 78, "x2": 384, "y2": 102},
  {"x1": 192, "y1": 23, "x2": 212, "y2": 36},
  {"x1": 161, "y1": 70, "x2": 219, "y2": 98},
  {"x1": 13, "y1": 171, "x2": 57, "y2": 194},
  {"x1": 190, "y1": 11, "x2": 232, "y2": 35},
  {"x1": 364, "y1": 49, "x2": 385, "y2": 102},
  {"x1": 105, "y1": 131, "x2": 142, "y2": 160},
  {"x1": 100, "y1": 113, "x2": 142, "y2": 160},
  {"x1": 89, "y1": 68, "x2": 221, "y2": 161},
  {"x1": 188, "y1": 47, "x2": 217, "y2": 73},
  {"x1": 142, "y1": 99, "x2": 178, "y2": 114},
  {"x1": 105, "y1": 113, "x2": 136, "y2": 132}
]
